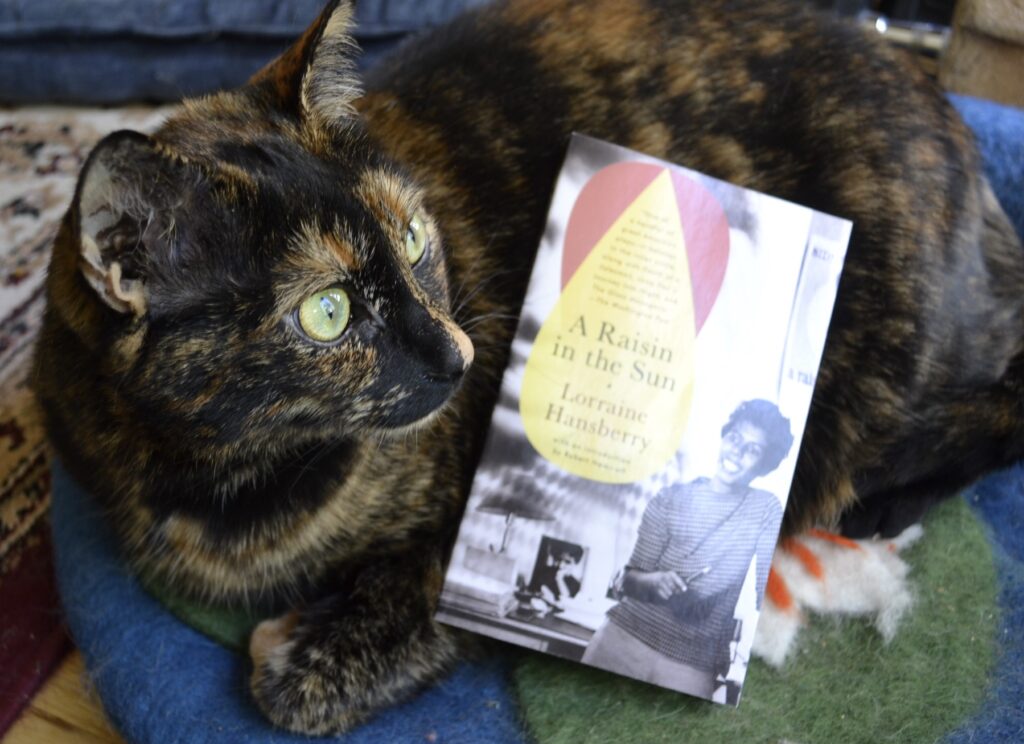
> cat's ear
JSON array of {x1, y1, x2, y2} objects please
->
[
  {"x1": 250, "y1": 0, "x2": 361, "y2": 129},
  {"x1": 74, "y1": 130, "x2": 184, "y2": 316}
]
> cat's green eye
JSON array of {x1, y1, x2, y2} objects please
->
[
  {"x1": 405, "y1": 213, "x2": 429, "y2": 265},
  {"x1": 298, "y1": 287, "x2": 350, "y2": 343}
]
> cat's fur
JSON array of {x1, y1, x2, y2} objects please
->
[{"x1": 33, "y1": 0, "x2": 1024, "y2": 734}]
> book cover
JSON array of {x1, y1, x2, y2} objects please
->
[{"x1": 437, "y1": 133, "x2": 851, "y2": 705}]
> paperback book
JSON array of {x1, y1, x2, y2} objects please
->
[{"x1": 437, "y1": 133, "x2": 852, "y2": 705}]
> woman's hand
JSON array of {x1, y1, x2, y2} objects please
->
[{"x1": 623, "y1": 568, "x2": 688, "y2": 602}]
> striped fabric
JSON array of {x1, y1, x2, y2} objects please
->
[{"x1": 607, "y1": 479, "x2": 782, "y2": 672}]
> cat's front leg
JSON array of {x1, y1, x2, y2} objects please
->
[{"x1": 248, "y1": 547, "x2": 459, "y2": 735}]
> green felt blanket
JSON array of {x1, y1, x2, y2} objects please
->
[{"x1": 149, "y1": 497, "x2": 998, "y2": 743}]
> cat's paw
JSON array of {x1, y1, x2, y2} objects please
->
[
  {"x1": 839, "y1": 492, "x2": 940, "y2": 538},
  {"x1": 249, "y1": 611, "x2": 362, "y2": 735}
]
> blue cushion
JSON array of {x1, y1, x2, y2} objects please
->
[
  {"x1": 50, "y1": 463, "x2": 526, "y2": 744},
  {"x1": 0, "y1": 0, "x2": 489, "y2": 37},
  {"x1": 0, "y1": 0, "x2": 491, "y2": 103},
  {"x1": 949, "y1": 94, "x2": 1024, "y2": 240}
]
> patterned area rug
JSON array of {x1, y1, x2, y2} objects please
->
[{"x1": 0, "y1": 105, "x2": 172, "y2": 735}]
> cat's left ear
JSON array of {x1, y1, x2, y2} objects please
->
[
  {"x1": 250, "y1": 0, "x2": 361, "y2": 129},
  {"x1": 73, "y1": 131, "x2": 188, "y2": 316}
]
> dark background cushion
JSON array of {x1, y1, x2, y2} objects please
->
[{"x1": 0, "y1": 0, "x2": 491, "y2": 104}]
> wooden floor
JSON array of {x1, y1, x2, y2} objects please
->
[{"x1": 4, "y1": 651, "x2": 124, "y2": 744}]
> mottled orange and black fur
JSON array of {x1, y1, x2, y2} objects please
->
[{"x1": 33, "y1": 0, "x2": 1024, "y2": 734}]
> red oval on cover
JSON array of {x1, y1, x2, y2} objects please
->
[{"x1": 561, "y1": 161, "x2": 730, "y2": 333}]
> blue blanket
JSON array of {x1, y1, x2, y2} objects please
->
[{"x1": 50, "y1": 462, "x2": 527, "y2": 744}]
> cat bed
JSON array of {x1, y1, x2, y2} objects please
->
[
  {"x1": 954, "y1": 93, "x2": 1024, "y2": 237},
  {"x1": 50, "y1": 461, "x2": 1023, "y2": 743},
  {"x1": 49, "y1": 461, "x2": 527, "y2": 744},
  {"x1": 0, "y1": 0, "x2": 489, "y2": 104},
  {"x1": 48, "y1": 98, "x2": 1024, "y2": 743}
]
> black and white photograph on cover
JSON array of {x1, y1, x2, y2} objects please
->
[
  {"x1": 582, "y1": 399, "x2": 793, "y2": 703},
  {"x1": 436, "y1": 448, "x2": 652, "y2": 662},
  {"x1": 526, "y1": 536, "x2": 586, "y2": 611}
]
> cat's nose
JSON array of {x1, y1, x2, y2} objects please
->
[
  {"x1": 426, "y1": 325, "x2": 474, "y2": 382},
  {"x1": 399, "y1": 300, "x2": 474, "y2": 382}
]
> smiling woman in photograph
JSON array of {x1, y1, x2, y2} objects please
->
[{"x1": 582, "y1": 399, "x2": 794, "y2": 698}]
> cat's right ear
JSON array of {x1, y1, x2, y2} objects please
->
[
  {"x1": 249, "y1": 0, "x2": 361, "y2": 129},
  {"x1": 73, "y1": 130, "x2": 184, "y2": 316}
]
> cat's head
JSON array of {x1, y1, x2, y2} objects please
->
[{"x1": 54, "y1": 0, "x2": 473, "y2": 453}]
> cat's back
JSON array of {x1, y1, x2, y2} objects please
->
[
  {"x1": 362, "y1": 0, "x2": 1024, "y2": 532},
  {"x1": 362, "y1": 0, "x2": 988, "y2": 292},
  {"x1": 364, "y1": 0, "x2": 968, "y2": 192}
]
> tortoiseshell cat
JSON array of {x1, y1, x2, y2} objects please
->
[{"x1": 33, "y1": 0, "x2": 1024, "y2": 734}]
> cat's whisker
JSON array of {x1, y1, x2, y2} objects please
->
[
  {"x1": 452, "y1": 277, "x2": 524, "y2": 321},
  {"x1": 448, "y1": 245, "x2": 492, "y2": 308},
  {"x1": 285, "y1": 438, "x2": 336, "y2": 499},
  {"x1": 460, "y1": 313, "x2": 521, "y2": 334},
  {"x1": 450, "y1": 261, "x2": 520, "y2": 319},
  {"x1": 449, "y1": 237, "x2": 500, "y2": 310},
  {"x1": 462, "y1": 311, "x2": 521, "y2": 324}
]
